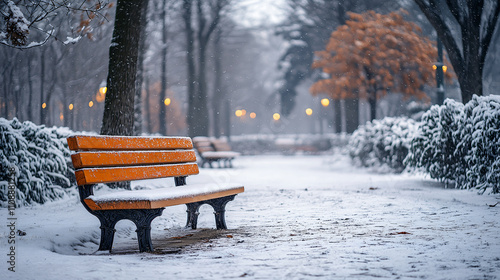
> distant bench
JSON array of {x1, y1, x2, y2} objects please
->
[
  {"x1": 193, "y1": 137, "x2": 240, "y2": 168},
  {"x1": 67, "y1": 135, "x2": 244, "y2": 253}
]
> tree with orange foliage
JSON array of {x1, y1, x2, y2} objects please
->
[{"x1": 311, "y1": 10, "x2": 441, "y2": 121}]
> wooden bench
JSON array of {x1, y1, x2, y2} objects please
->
[
  {"x1": 192, "y1": 137, "x2": 240, "y2": 168},
  {"x1": 67, "y1": 135, "x2": 244, "y2": 253}
]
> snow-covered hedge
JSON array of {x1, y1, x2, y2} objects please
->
[
  {"x1": 460, "y1": 95, "x2": 500, "y2": 193},
  {"x1": 406, "y1": 95, "x2": 500, "y2": 194},
  {"x1": 404, "y1": 99, "x2": 465, "y2": 183},
  {"x1": 0, "y1": 118, "x2": 74, "y2": 207},
  {"x1": 348, "y1": 117, "x2": 418, "y2": 173}
]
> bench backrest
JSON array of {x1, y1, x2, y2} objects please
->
[
  {"x1": 192, "y1": 137, "x2": 216, "y2": 153},
  {"x1": 211, "y1": 139, "x2": 232, "y2": 152},
  {"x1": 67, "y1": 136, "x2": 199, "y2": 186}
]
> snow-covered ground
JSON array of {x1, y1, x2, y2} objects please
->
[{"x1": 2, "y1": 154, "x2": 500, "y2": 279}]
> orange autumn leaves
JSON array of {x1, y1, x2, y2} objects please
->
[{"x1": 311, "y1": 10, "x2": 449, "y2": 101}]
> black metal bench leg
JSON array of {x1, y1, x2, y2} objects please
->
[
  {"x1": 129, "y1": 209, "x2": 164, "y2": 253},
  {"x1": 97, "y1": 215, "x2": 118, "y2": 252},
  {"x1": 207, "y1": 195, "x2": 236, "y2": 230},
  {"x1": 185, "y1": 202, "x2": 203, "y2": 229}
]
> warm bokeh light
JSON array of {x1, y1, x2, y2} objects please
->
[
  {"x1": 273, "y1": 113, "x2": 280, "y2": 121},
  {"x1": 443, "y1": 65, "x2": 447, "y2": 73},
  {"x1": 69, "y1": 104, "x2": 74, "y2": 111},
  {"x1": 89, "y1": 101, "x2": 94, "y2": 108},
  {"x1": 42, "y1": 103, "x2": 47, "y2": 109},
  {"x1": 96, "y1": 87, "x2": 107, "y2": 103},
  {"x1": 250, "y1": 112, "x2": 256, "y2": 119},
  {"x1": 306, "y1": 108, "x2": 313, "y2": 115},
  {"x1": 432, "y1": 64, "x2": 437, "y2": 70},
  {"x1": 59, "y1": 113, "x2": 64, "y2": 121},
  {"x1": 164, "y1": 98, "x2": 171, "y2": 106},
  {"x1": 321, "y1": 98, "x2": 330, "y2": 107},
  {"x1": 235, "y1": 110, "x2": 243, "y2": 117},
  {"x1": 241, "y1": 109, "x2": 247, "y2": 116}
]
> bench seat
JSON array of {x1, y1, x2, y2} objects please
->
[{"x1": 85, "y1": 183, "x2": 244, "y2": 210}]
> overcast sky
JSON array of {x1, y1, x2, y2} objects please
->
[{"x1": 232, "y1": 0, "x2": 287, "y2": 28}]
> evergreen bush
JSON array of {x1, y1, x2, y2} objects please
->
[
  {"x1": 0, "y1": 118, "x2": 74, "y2": 207},
  {"x1": 460, "y1": 95, "x2": 500, "y2": 193},
  {"x1": 348, "y1": 117, "x2": 418, "y2": 173},
  {"x1": 405, "y1": 99, "x2": 465, "y2": 184},
  {"x1": 406, "y1": 95, "x2": 500, "y2": 194}
]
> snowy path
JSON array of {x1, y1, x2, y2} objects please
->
[{"x1": 2, "y1": 154, "x2": 500, "y2": 279}]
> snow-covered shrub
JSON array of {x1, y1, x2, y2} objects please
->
[
  {"x1": 459, "y1": 95, "x2": 500, "y2": 193},
  {"x1": 405, "y1": 99, "x2": 465, "y2": 184},
  {"x1": 0, "y1": 118, "x2": 74, "y2": 207},
  {"x1": 406, "y1": 95, "x2": 500, "y2": 194},
  {"x1": 348, "y1": 117, "x2": 418, "y2": 173}
]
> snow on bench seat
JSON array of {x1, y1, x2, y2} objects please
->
[{"x1": 84, "y1": 183, "x2": 244, "y2": 211}]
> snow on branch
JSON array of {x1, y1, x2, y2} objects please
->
[{"x1": 0, "y1": 0, "x2": 112, "y2": 48}]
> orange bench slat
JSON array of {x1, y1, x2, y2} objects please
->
[
  {"x1": 71, "y1": 150, "x2": 197, "y2": 169},
  {"x1": 75, "y1": 163, "x2": 199, "y2": 186},
  {"x1": 67, "y1": 135, "x2": 193, "y2": 151}
]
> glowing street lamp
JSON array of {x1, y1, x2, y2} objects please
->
[
  {"x1": 164, "y1": 98, "x2": 171, "y2": 106},
  {"x1": 305, "y1": 108, "x2": 313, "y2": 116},
  {"x1": 250, "y1": 112, "x2": 256, "y2": 119},
  {"x1": 89, "y1": 101, "x2": 94, "y2": 108},
  {"x1": 273, "y1": 113, "x2": 280, "y2": 121},
  {"x1": 321, "y1": 98, "x2": 330, "y2": 107},
  {"x1": 69, "y1": 104, "x2": 74, "y2": 111},
  {"x1": 42, "y1": 103, "x2": 47, "y2": 109},
  {"x1": 96, "y1": 86, "x2": 107, "y2": 103},
  {"x1": 235, "y1": 109, "x2": 243, "y2": 117}
]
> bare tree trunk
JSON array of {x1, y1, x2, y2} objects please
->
[
  {"x1": 2, "y1": 74, "x2": 7, "y2": 118},
  {"x1": 183, "y1": 0, "x2": 197, "y2": 138},
  {"x1": 159, "y1": 0, "x2": 168, "y2": 136},
  {"x1": 134, "y1": 0, "x2": 149, "y2": 136},
  {"x1": 13, "y1": 71, "x2": 19, "y2": 119},
  {"x1": 193, "y1": 0, "x2": 210, "y2": 137},
  {"x1": 344, "y1": 98, "x2": 359, "y2": 133},
  {"x1": 145, "y1": 76, "x2": 152, "y2": 134},
  {"x1": 101, "y1": 0, "x2": 146, "y2": 137},
  {"x1": 338, "y1": 0, "x2": 358, "y2": 133},
  {"x1": 62, "y1": 90, "x2": 68, "y2": 127},
  {"x1": 212, "y1": 27, "x2": 223, "y2": 138},
  {"x1": 333, "y1": 100, "x2": 342, "y2": 133},
  {"x1": 27, "y1": 53, "x2": 33, "y2": 121},
  {"x1": 332, "y1": 0, "x2": 346, "y2": 133},
  {"x1": 368, "y1": 95, "x2": 377, "y2": 121},
  {"x1": 195, "y1": 38, "x2": 209, "y2": 136},
  {"x1": 40, "y1": 50, "x2": 46, "y2": 124}
]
